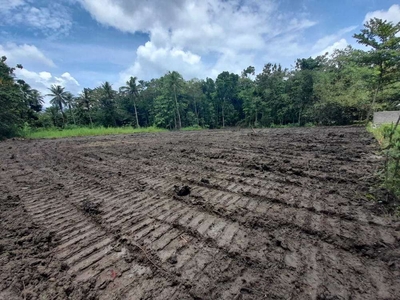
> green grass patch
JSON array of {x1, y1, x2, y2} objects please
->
[
  {"x1": 368, "y1": 123, "x2": 400, "y2": 147},
  {"x1": 25, "y1": 126, "x2": 167, "y2": 139},
  {"x1": 181, "y1": 125, "x2": 204, "y2": 131}
]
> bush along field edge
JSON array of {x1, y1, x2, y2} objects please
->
[{"x1": 368, "y1": 119, "x2": 400, "y2": 215}]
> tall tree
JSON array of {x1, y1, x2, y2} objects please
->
[
  {"x1": 64, "y1": 92, "x2": 77, "y2": 125},
  {"x1": 47, "y1": 85, "x2": 68, "y2": 126},
  {"x1": 0, "y1": 56, "x2": 25, "y2": 139},
  {"x1": 16, "y1": 80, "x2": 43, "y2": 124},
  {"x1": 28, "y1": 89, "x2": 44, "y2": 113},
  {"x1": 77, "y1": 88, "x2": 94, "y2": 126},
  {"x1": 100, "y1": 82, "x2": 117, "y2": 126},
  {"x1": 216, "y1": 72, "x2": 239, "y2": 127},
  {"x1": 166, "y1": 71, "x2": 184, "y2": 130},
  {"x1": 353, "y1": 18, "x2": 400, "y2": 119},
  {"x1": 120, "y1": 76, "x2": 141, "y2": 128}
]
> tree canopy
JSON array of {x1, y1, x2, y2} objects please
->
[{"x1": 1, "y1": 18, "x2": 399, "y2": 139}]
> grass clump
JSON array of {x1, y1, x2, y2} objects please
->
[
  {"x1": 181, "y1": 125, "x2": 204, "y2": 131},
  {"x1": 368, "y1": 122, "x2": 400, "y2": 199},
  {"x1": 25, "y1": 126, "x2": 167, "y2": 139}
]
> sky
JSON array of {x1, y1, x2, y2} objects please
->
[{"x1": 1, "y1": 0, "x2": 400, "y2": 103}]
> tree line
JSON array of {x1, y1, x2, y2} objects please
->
[{"x1": 1, "y1": 18, "x2": 399, "y2": 139}]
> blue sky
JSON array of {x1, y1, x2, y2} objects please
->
[{"x1": 1, "y1": 0, "x2": 399, "y2": 102}]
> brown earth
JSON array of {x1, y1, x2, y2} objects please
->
[{"x1": 0, "y1": 126, "x2": 399, "y2": 300}]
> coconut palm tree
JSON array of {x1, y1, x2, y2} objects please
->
[
  {"x1": 17, "y1": 80, "x2": 43, "y2": 112},
  {"x1": 64, "y1": 92, "x2": 76, "y2": 125},
  {"x1": 28, "y1": 89, "x2": 44, "y2": 112},
  {"x1": 100, "y1": 82, "x2": 117, "y2": 126},
  {"x1": 78, "y1": 88, "x2": 93, "y2": 126},
  {"x1": 47, "y1": 85, "x2": 67, "y2": 125},
  {"x1": 120, "y1": 76, "x2": 140, "y2": 128}
]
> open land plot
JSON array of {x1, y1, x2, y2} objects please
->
[{"x1": 0, "y1": 126, "x2": 399, "y2": 300}]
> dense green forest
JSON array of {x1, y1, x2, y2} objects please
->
[{"x1": 1, "y1": 18, "x2": 399, "y2": 139}]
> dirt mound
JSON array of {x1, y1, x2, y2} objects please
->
[
  {"x1": 81, "y1": 199, "x2": 102, "y2": 215},
  {"x1": 174, "y1": 185, "x2": 191, "y2": 196}
]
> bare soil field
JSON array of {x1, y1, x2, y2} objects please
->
[{"x1": 1, "y1": 126, "x2": 399, "y2": 300}]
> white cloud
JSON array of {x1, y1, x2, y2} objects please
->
[
  {"x1": 318, "y1": 39, "x2": 349, "y2": 56},
  {"x1": 79, "y1": 0, "x2": 317, "y2": 80},
  {"x1": 119, "y1": 42, "x2": 204, "y2": 84},
  {"x1": 15, "y1": 68, "x2": 80, "y2": 106},
  {"x1": 0, "y1": 1, "x2": 72, "y2": 36},
  {"x1": 312, "y1": 26, "x2": 357, "y2": 52},
  {"x1": 137, "y1": 42, "x2": 201, "y2": 65},
  {"x1": 0, "y1": 0, "x2": 24, "y2": 11},
  {"x1": 39, "y1": 72, "x2": 52, "y2": 81},
  {"x1": 0, "y1": 43, "x2": 56, "y2": 68},
  {"x1": 58, "y1": 72, "x2": 80, "y2": 87},
  {"x1": 364, "y1": 4, "x2": 400, "y2": 24}
]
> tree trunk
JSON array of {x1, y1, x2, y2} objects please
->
[
  {"x1": 255, "y1": 108, "x2": 258, "y2": 126},
  {"x1": 69, "y1": 104, "x2": 76, "y2": 125},
  {"x1": 222, "y1": 99, "x2": 225, "y2": 128},
  {"x1": 88, "y1": 112, "x2": 93, "y2": 127},
  {"x1": 194, "y1": 99, "x2": 199, "y2": 125},
  {"x1": 85, "y1": 101, "x2": 93, "y2": 127},
  {"x1": 367, "y1": 86, "x2": 379, "y2": 122},
  {"x1": 59, "y1": 103, "x2": 66, "y2": 128},
  {"x1": 62, "y1": 112, "x2": 66, "y2": 127},
  {"x1": 173, "y1": 85, "x2": 182, "y2": 130},
  {"x1": 298, "y1": 107, "x2": 302, "y2": 125},
  {"x1": 132, "y1": 95, "x2": 140, "y2": 128},
  {"x1": 174, "y1": 110, "x2": 177, "y2": 130}
]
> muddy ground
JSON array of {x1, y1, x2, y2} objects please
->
[{"x1": 0, "y1": 126, "x2": 399, "y2": 300}]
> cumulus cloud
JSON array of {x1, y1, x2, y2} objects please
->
[
  {"x1": 79, "y1": 0, "x2": 317, "y2": 81},
  {"x1": 318, "y1": 39, "x2": 349, "y2": 56},
  {"x1": 364, "y1": 4, "x2": 400, "y2": 24},
  {"x1": 0, "y1": 1, "x2": 72, "y2": 36},
  {"x1": 15, "y1": 68, "x2": 80, "y2": 106},
  {"x1": 0, "y1": 42, "x2": 79, "y2": 106},
  {"x1": 0, "y1": 43, "x2": 56, "y2": 68}
]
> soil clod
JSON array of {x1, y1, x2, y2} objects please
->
[
  {"x1": 81, "y1": 200, "x2": 102, "y2": 215},
  {"x1": 174, "y1": 185, "x2": 191, "y2": 196}
]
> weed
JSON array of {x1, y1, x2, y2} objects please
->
[
  {"x1": 24, "y1": 126, "x2": 167, "y2": 139},
  {"x1": 181, "y1": 125, "x2": 204, "y2": 131},
  {"x1": 368, "y1": 121, "x2": 400, "y2": 199}
]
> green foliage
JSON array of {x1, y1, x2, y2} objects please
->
[
  {"x1": 353, "y1": 18, "x2": 400, "y2": 118},
  {"x1": 369, "y1": 122, "x2": 400, "y2": 198},
  {"x1": 2, "y1": 18, "x2": 400, "y2": 139},
  {"x1": 0, "y1": 57, "x2": 42, "y2": 139}
]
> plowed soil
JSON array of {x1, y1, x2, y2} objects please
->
[{"x1": 1, "y1": 126, "x2": 399, "y2": 300}]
